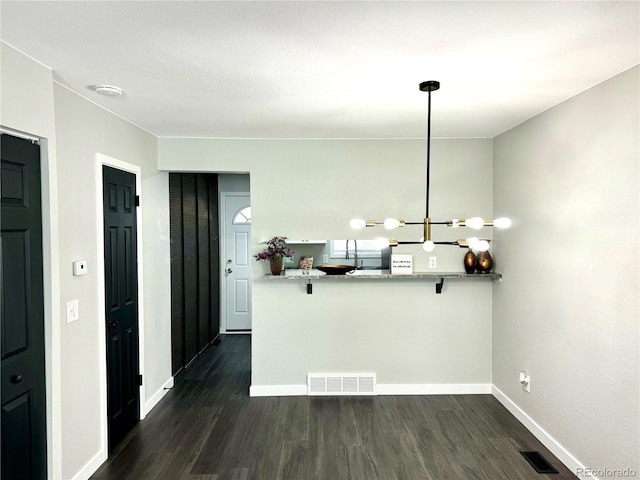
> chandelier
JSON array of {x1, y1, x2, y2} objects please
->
[{"x1": 350, "y1": 81, "x2": 511, "y2": 252}]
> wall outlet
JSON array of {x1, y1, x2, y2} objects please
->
[
  {"x1": 519, "y1": 371, "x2": 531, "y2": 393},
  {"x1": 323, "y1": 254, "x2": 329, "y2": 263},
  {"x1": 66, "y1": 300, "x2": 79, "y2": 323},
  {"x1": 429, "y1": 256, "x2": 437, "y2": 268}
]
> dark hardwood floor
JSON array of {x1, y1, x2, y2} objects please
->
[{"x1": 91, "y1": 335, "x2": 576, "y2": 480}]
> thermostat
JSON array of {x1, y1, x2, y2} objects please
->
[{"x1": 73, "y1": 260, "x2": 88, "y2": 276}]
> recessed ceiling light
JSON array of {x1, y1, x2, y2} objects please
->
[{"x1": 92, "y1": 85, "x2": 123, "y2": 97}]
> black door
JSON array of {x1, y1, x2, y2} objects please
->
[
  {"x1": 1, "y1": 134, "x2": 47, "y2": 480},
  {"x1": 169, "y1": 173, "x2": 220, "y2": 375},
  {"x1": 103, "y1": 165, "x2": 139, "y2": 453}
]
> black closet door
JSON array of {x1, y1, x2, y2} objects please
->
[
  {"x1": 181, "y1": 175, "x2": 198, "y2": 366},
  {"x1": 102, "y1": 165, "x2": 140, "y2": 453},
  {"x1": 169, "y1": 173, "x2": 220, "y2": 375},
  {"x1": 197, "y1": 175, "x2": 210, "y2": 352},
  {"x1": 1, "y1": 134, "x2": 46, "y2": 480},
  {"x1": 169, "y1": 174, "x2": 185, "y2": 374}
]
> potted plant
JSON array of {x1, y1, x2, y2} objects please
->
[{"x1": 255, "y1": 236, "x2": 294, "y2": 275}]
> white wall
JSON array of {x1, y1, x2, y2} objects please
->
[
  {"x1": 493, "y1": 66, "x2": 639, "y2": 474},
  {"x1": 1, "y1": 41, "x2": 63, "y2": 480},
  {"x1": 159, "y1": 137, "x2": 496, "y2": 390},
  {"x1": 53, "y1": 84, "x2": 171, "y2": 479}
]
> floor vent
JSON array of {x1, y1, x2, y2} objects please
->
[
  {"x1": 307, "y1": 374, "x2": 376, "y2": 396},
  {"x1": 519, "y1": 451, "x2": 559, "y2": 474}
]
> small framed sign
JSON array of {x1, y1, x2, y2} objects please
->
[{"x1": 391, "y1": 254, "x2": 413, "y2": 274}]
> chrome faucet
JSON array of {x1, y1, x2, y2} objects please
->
[{"x1": 345, "y1": 239, "x2": 358, "y2": 269}]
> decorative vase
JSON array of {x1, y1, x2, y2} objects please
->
[
  {"x1": 270, "y1": 258, "x2": 284, "y2": 276},
  {"x1": 476, "y1": 250, "x2": 493, "y2": 274},
  {"x1": 463, "y1": 249, "x2": 476, "y2": 274}
]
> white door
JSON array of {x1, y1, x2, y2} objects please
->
[{"x1": 222, "y1": 193, "x2": 252, "y2": 332}]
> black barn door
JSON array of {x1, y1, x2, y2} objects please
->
[
  {"x1": 1, "y1": 133, "x2": 47, "y2": 480},
  {"x1": 102, "y1": 165, "x2": 139, "y2": 453}
]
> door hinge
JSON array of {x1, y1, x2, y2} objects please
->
[
  {"x1": 135, "y1": 195, "x2": 140, "y2": 207},
  {"x1": 137, "y1": 374, "x2": 143, "y2": 386}
]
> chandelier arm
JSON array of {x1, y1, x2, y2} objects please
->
[
  {"x1": 400, "y1": 220, "x2": 455, "y2": 226},
  {"x1": 396, "y1": 240, "x2": 460, "y2": 246}
]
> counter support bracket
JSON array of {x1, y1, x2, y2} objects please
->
[{"x1": 435, "y1": 277, "x2": 444, "y2": 294}]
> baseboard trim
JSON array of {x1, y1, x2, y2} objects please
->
[
  {"x1": 143, "y1": 377, "x2": 174, "y2": 417},
  {"x1": 71, "y1": 448, "x2": 107, "y2": 480},
  {"x1": 378, "y1": 383, "x2": 492, "y2": 395},
  {"x1": 491, "y1": 385, "x2": 587, "y2": 477},
  {"x1": 250, "y1": 384, "x2": 307, "y2": 397}
]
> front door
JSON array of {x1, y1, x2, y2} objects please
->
[
  {"x1": 223, "y1": 193, "x2": 251, "y2": 332},
  {"x1": 102, "y1": 165, "x2": 140, "y2": 453},
  {"x1": 1, "y1": 133, "x2": 47, "y2": 479}
]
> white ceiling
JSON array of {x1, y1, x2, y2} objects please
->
[{"x1": 1, "y1": 1, "x2": 638, "y2": 138}]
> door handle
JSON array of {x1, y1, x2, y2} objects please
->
[
  {"x1": 108, "y1": 320, "x2": 119, "y2": 329},
  {"x1": 11, "y1": 374, "x2": 23, "y2": 384},
  {"x1": 226, "y1": 268, "x2": 233, "y2": 274}
]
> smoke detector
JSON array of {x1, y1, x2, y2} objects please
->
[{"x1": 92, "y1": 85, "x2": 123, "y2": 97}]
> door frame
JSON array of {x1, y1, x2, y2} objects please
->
[
  {"x1": 219, "y1": 191, "x2": 251, "y2": 334},
  {"x1": 95, "y1": 153, "x2": 147, "y2": 457}
]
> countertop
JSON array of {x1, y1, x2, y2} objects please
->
[{"x1": 267, "y1": 269, "x2": 501, "y2": 280}]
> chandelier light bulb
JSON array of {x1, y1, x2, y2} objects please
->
[
  {"x1": 350, "y1": 218, "x2": 366, "y2": 229},
  {"x1": 494, "y1": 217, "x2": 512, "y2": 229},
  {"x1": 422, "y1": 240, "x2": 435, "y2": 252},
  {"x1": 375, "y1": 237, "x2": 390, "y2": 249},
  {"x1": 466, "y1": 237, "x2": 480, "y2": 249},
  {"x1": 466, "y1": 217, "x2": 485, "y2": 230},
  {"x1": 475, "y1": 240, "x2": 490, "y2": 252},
  {"x1": 384, "y1": 218, "x2": 401, "y2": 230}
]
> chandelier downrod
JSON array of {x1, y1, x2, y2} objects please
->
[{"x1": 420, "y1": 80, "x2": 440, "y2": 218}]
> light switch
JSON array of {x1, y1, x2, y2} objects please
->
[
  {"x1": 66, "y1": 300, "x2": 79, "y2": 323},
  {"x1": 73, "y1": 260, "x2": 88, "y2": 276}
]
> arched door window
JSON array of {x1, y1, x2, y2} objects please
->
[{"x1": 232, "y1": 206, "x2": 251, "y2": 224}]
